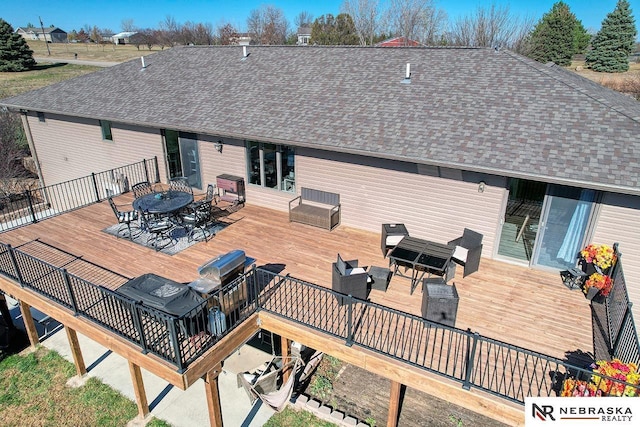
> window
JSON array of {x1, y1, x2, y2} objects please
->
[
  {"x1": 37, "y1": 112, "x2": 45, "y2": 122},
  {"x1": 246, "y1": 142, "x2": 295, "y2": 192},
  {"x1": 100, "y1": 120, "x2": 113, "y2": 141}
]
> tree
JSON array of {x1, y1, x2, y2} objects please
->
[
  {"x1": 0, "y1": 19, "x2": 35, "y2": 72},
  {"x1": 247, "y1": 5, "x2": 289, "y2": 45},
  {"x1": 0, "y1": 108, "x2": 32, "y2": 197},
  {"x1": 586, "y1": 0, "x2": 637, "y2": 72},
  {"x1": 448, "y1": 3, "x2": 532, "y2": 50},
  {"x1": 294, "y1": 11, "x2": 314, "y2": 29},
  {"x1": 527, "y1": 2, "x2": 589, "y2": 66},
  {"x1": 311, "y1": 13, "x2": 359, "y2": 45},
  {"x1": 385, "y1": 0, "x2": 447, "y2": 45},
  {"x1": 121, "y1": 19, "x2": 135, "y2": 32},
  {"x1": 217, "y1": 23, "x2": 240, "y2": 45},
  {"x1": 341, "y1": 0, "x2": 381, "y2": 46}
]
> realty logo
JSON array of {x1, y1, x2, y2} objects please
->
[{"x1": 533, "y1": 403, "x2": 556, "y2": 421}]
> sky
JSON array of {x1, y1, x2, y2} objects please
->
[{"x1": 3, "y1": 0, "x2": 639, "y2": 34}]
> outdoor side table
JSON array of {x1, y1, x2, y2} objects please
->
[
  {"x1": 368, "y1": 266, "x2": 392, "y2": 292},
  {"x1": 560, "y1": 267, "x2": 587, "y2": 290},
  {"x1": 421, "y1": 279, "x2": 459, "y2": 327}
]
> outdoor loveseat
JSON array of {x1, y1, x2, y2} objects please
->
[{"x1": 288, "y1": 187, "x2": 340, "y2": 231}]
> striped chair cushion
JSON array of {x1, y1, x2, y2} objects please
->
[{"x1": 118, "y1": 211, "x2": 138, "y2": 222}]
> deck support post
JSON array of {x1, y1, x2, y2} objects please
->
[
  {"x1": 204, "y1": 362, "x2": 224, "y2": 427},
  {"x1": 128, "y1": 361, "x2": 150, "y2": 419},
  {"x1": 280, "y1": 336, "x2": 291, "y2": 383},
  {"x1": 387, "y1": 380, "x2": 403, "y2": 427},
  {"x1": 65, "y1": 326, "x2": 86, "y2": 377},
  {"x1": 18, "y1": 300, "x2": 39, "y2": 348}
]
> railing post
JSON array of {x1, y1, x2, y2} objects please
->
[
  {"x1": 61, "y1": 269, "x2": 79, "y2": 314},
  {"x1": 612, "y1": 302, "x2": 634, "y2": 358},
  {"x1": 346, "y1": 295, "x2": 354, "y2": 347},
  {"x1": 25, "y1": 190, "x2": 38, "y2": 224},
  {"x1": 7, "y1": 244, "x2": 25, "y2": 286},
  {"x1": 143, "y1": 159, "x2": 150, "y2": 183},
  {"x1": 131, "y1": 304, "x2": 149, "y2": 354},
  {"x1": 153, "y1": 156, "x2": 160, "y2": 184},
  {"x1": 167, "y1": 318, "x2": 185, "y2": 373},
  {"x1": 463, "y1": 330, "x2": 479, "y2": 390},
  {"x1": 251, "y1": 266, "x2": 260, "y2": 309},
  {"x1": 91, "y1": 172, "x2": 101, "y2": 202}
]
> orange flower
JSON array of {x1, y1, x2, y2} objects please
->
[{"x1": 583, "y1": 273, "x2": 613, "y2": 297}]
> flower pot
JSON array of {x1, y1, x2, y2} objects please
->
[
  {"x1": 585, "y1": 286, "x2": 600, "y2": 301},
  {"x1": 580, "y1": 260, "x2": 597, "y2": 277}
]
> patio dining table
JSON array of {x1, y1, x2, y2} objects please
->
[
  {"x1": 132, "y1": 190, "x2": 194, "y2": 216},
  {"x1": 388, "y1": 236, "x2": 455, "y2": 294}
]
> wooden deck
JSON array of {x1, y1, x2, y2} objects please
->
[{"x1": 0, "y1": 193, "x2": 593, "y2": 364}]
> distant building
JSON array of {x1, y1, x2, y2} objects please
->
[
  {"x1": 15, "y1": 26, "x2": 67, "y2": 43},
  {"x1": 375, "y1": 37, "x2": 423, "y2": 47},
  {"x1": 111, "y1": 32, "x2": 137, "y2": 45},
  {"x1": 297, "y1": 27, "x2": 311, "y2": 45}
]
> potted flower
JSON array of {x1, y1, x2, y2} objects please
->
[
  {"x1": 561, "y1": 359, "x2": 640, "y2": 397},
  {"x1": 583, "y1": 273, "x2": 613, "y2": 300},
  {"x1": 579, "y1": 243, "x2": 616, "y2": 275}
]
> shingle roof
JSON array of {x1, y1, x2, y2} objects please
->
[{"x1": 2, "y1": 45, "x2": 640, "y2": 195}]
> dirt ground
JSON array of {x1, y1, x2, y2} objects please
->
[{"x1": 304, "y1": 361, "x2": 509, "y2": 427}]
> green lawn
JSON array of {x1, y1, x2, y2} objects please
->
[
  {"x1": 0, "y1": 63, "x2": 100, "y2": 99},
  {"x1": 0, "y1": 346, "x2": 171, "y2": 426}
]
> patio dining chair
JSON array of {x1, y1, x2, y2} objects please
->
[
  {"x1": 169, "y1": 177, "x2": 193, "y2": 195},
  {"x1": 447, "y1": 228, "x2": 483, "y2": 277},
  {"x1": 108, "y1": 197, "x2": 140, "y2": 240},
  {"x1": 132, "y1": 181, "x2": 154, "y2": 199},
  {"x1": 179, "y1": 199, "x2": 213, "y2": 242},
  {"x1": 140, "y1": 210, "x2": 176, "y2": 251}
]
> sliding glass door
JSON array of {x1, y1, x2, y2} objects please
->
[{"x1": 533, "y1": 187, "x2": 596, "y2": 270}]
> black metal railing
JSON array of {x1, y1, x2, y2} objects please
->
[
  {"x1": 254, "y1": 270, "x2": 639, "y2": 404},
  {"x1": 0, "y1": 240, "x2": 264, "y2": 372},
  {"x1": 595, "y1": 245, "x2": 640, "y2": 364},
  {"x1": 0, "y1": 239, "x2": 637, "y2": 400},
  {"x1": 0, "y1": 158, "x2": 159, "y2": 232}
]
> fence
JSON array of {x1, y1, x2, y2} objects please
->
[
  {"x1": 0, "y1": 240, "x2": 637, "y2": 399},
  {"x1": 0, "y1": 240, "x2": 263, "y2": 372},
  {"x1": 0, "y1": 158, "x2": 159, "y2": 232},
  {"x1": 255, "y1": 269, "x2": 640, "y2": 403},
  {"x1": 592, "y1": 244, "x2": 640, "y2": 364}
]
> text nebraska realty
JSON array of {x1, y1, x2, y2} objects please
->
[{"x1": 559, "y1": 406, "x2": 632, "y2": 422}]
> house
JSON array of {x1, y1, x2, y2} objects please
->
[
  {"x1": 15, "y1": 26, "x2": 67, "y2": 43},
  {"x1": 297, "y1": 26, "x2": 311, "y2": 45},
  {"x1": 1, "y1": 45, "x2": 639, "y2": 326},
  {"x1": 110, "y1": 31, "x2": 137, "y2": 45},
  {"x1": 375, "y1": 36, "x2": 423, "y2": 47}
]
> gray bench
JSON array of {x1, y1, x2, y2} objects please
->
[{"x1": 288, "y1": 188, "x2": 340, "y2": 231}]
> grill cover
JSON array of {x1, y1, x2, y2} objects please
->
[
  {"x1": 118, "y1": 273, "x2": 205, "y2": 316},
  {"x1": 198, "y1": 249, "x2": 246, "y2": 285}
]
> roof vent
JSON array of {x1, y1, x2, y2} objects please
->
[
  {"x1": 402, "y1": 63, "x2": 411, "y2": 84},
  {"x1": 140, "y1": 56, "x2": 146, "y2": 69},
  {"x1": 241, "y1": 46, "x2": 249, "y2": 60}
]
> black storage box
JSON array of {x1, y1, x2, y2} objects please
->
[{"x1": 421, "y1": 279, "x2": 459, "y2": 327}]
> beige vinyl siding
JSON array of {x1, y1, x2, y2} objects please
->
[
  {"x1": 27, "y1": 113, "x2": 165, "y2": 186},
  {"x1": 592, "y1": 192, "x2": 640, "y2": 323}
]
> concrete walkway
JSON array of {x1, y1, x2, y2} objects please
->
[{"x1": 6, "y1": 298, "x2": 276, "y2": 427}]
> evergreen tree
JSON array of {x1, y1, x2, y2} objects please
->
[
  {"x1": 586, "y1": 0, "x2": 637, "y2": 72},
  {"x1": 527, "y1": 2, "x2": 589, "y2": 66},
  {"x1": 0, "y1": 18, "x2": 36, "y2": 72}
]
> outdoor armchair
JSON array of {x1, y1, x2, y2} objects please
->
[
  {"x1": 448, "y1": 228, "x2": 483, "y2": 277},
  {"x1": 169, "y1": 177, "x2": 193, "y2": 195},
  {"x1": 332, "y1": 254, "x2": 369, "y2": 302},
  {"x1": 132, "y1": 181, "x2": 154, "y2": 199}
]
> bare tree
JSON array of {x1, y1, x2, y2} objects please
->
[
  {"x1": 179, "y1": 21, "x2": 196, "y2": 45},
  {"x1": 192, "y1": 22, "x2": 215, "y2": 45},
  {"x1": 121, "y1": 19, "x2": 135, "y2": 32},
  {"x1": 447, "y1": 3, "x2": 532, "y2": 49},
  {"x1": 0, "y1": 109, "x2": 33, "y2": 197},
  {"x1": 159, "y1": 15, "x2": 180, "y2": 46},
  {"x1": 247, "y1": 5, "x2": 289, "y2": 45},
  {"x1": 341, "y1": 0, "x2": 381, "y2": 45},
  {"x1": 385, "y1": 0, "x2": 446, "y2": 45},
  {"x1": 294, "y1": 11, "x2": 314, "y2": 29}
]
